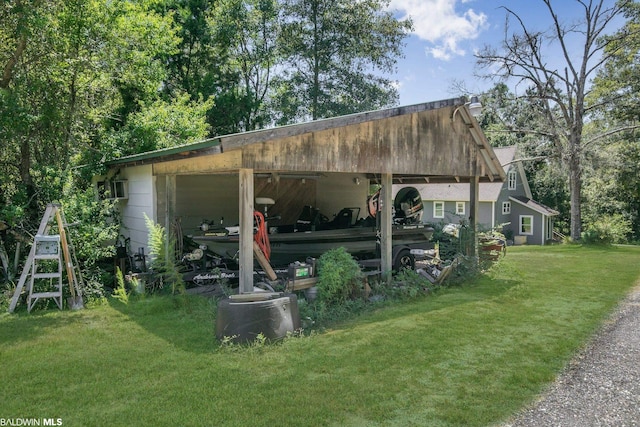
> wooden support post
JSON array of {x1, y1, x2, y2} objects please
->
[
  {"x1": 380, "y1": 173, "x2": 393, "y2": 282},
  {"x1": 469, "y1": 175, "x2": 480, "y2": 262},
  {"x1": 165, "y1": 175, "x2": 176, "y2": 263},
  {"x1": 239, "y1": 169, "x2": 254, "y2": 294}
]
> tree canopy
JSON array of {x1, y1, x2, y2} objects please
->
[
  {"x1": 475, "y1": 0, "x2": 635, "y2": 241},
  {"x1": 0, "y1": 0, "x2": 410, "y2": 228},
  {"x1": 272, "y1": 0, "x2": 411, "y2": 123}
]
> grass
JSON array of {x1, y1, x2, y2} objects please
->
[{"x1": 1, "y1": 245, "x2": 639, "y2": 426}]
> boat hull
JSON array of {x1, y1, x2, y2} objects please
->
[{"x1": 192, "y1": 224, "x2": 433, "y2": 267}]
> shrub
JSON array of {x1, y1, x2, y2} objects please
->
[
  {"x1": 315, "y1": 247, "x2": 363, "y2": 305},
  {"x1": 582, "y1": 213, "x2": 631, "y2": 245},
  {"x1": 62, "y1": 186, "x2": 120, "y2": 302},
  {"x1": 388, "y1": 268, "x2": 433, "y2": 299}
]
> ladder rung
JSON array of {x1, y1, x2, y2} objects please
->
[
  {"x1": 34, "y1": 254, "x2": 61, "y2": 260},
  {"x1": 35, "y1": 235, "x2": 60, "y2": 243},
  {"x1": 29, "y1": 292, "x2": 62, "y2": 298},
  {"x1": 33, "y1": 272, "x2": 62, "y2": 279}
]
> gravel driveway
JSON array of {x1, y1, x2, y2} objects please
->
[{"x1": 502, "y1": 285, "x2": 640, "y2": 427}]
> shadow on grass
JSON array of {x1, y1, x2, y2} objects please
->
[
  {"x1": 107, "y1": 293, "x2": 220, "y2": 354},
  {"x1": 1, "y1": 267, "x2": 524, "y2": 356},
  {"x1": 0, "y1": 303, "x2": 88, "y2": 346}
]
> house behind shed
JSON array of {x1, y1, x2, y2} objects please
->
[{"x1": 394, "y1": 145, "x2": 559, "y2": 245}]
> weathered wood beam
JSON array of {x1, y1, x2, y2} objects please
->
[
  {"x1": 470, "y1": 175, "x2": 480, "y2": 258},
  {"x1": 380, "y1": 173, "x2": 393, "y2": 282},
  {"x1": 221, "y1": 98, "x2": 465, "y2": 151},
  {"x1": 239, "y1": 168, "x2": 254, "y2": 293}
]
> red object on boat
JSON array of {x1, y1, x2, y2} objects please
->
[{"x1": 253, "y1": 211, "x2": 270, "y2": 260}]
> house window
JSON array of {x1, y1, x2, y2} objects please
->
[
  {"x1": 502, "y1": 201, "x2": 511, "y2": 215},
  {"x1": 508, "y1": 170, "x2": 517, "y2": 190},
  {"x1": 456, "y1": 202, "x2": 465, "y2": 216},
  {"x1": 433, "y1": 201, "x2": 445, "y2": 218},
  {"x1": 97, "y1": 180, "x2": 128, "y2": 200},
  {"x1": 520, "y1": 215, "x2": 534, "y2": 235}
]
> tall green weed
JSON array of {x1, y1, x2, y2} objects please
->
[{"x1": 144, "y1": 214, "x2": 185, "y2": 295}]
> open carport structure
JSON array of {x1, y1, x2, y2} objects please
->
[{"x1": 104, "y1": 97, "x2": 505, "y2": 293}]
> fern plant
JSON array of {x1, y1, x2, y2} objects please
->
[
  {"x1": 113, "y1": 267, "x2": 129, "y2": 304},
  {"x1": 144, "y1": 214, "x2": 185, "y2": 295}
]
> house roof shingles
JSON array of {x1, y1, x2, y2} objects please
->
[{"x1": 510, "y1": 195, "x2": 559, "y2": 216}]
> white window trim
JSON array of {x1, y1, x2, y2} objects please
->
[
  {"x1": 433, "y1": 201, "x2": 445, "y2": 219},
  {"x1": 508, "y1": 170, "x2": 517, "y2": 190},
  {"x1": 97, "y1": 179, "x2": 129, "y2": 200},
  {"x1": 502, "y1": 201, "x2": 511, "y2": 215},
  {"x1": 456, "y1": 202, "x2": 465, "y2": 216},
  {"x1": 520, "y1": 215, "x2": 534, "y2": 235}
]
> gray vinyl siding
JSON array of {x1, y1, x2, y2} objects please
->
[
  {"x1": 494, "y1": 165, "x2": 529, "y2": 236},
  {"x1": 509, "y1": 202, "x2": 544, "y2": 245},
  {"x1": 423, "y1": 200, "x2": 493, "y2": 228}
]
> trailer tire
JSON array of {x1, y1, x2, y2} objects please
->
[{"x1": 393, "y1": 248, "x2": 415, "y2": 271}]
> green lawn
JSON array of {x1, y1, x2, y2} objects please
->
[{"x1": 1, "y1": 245, "x2": 639, "y2": 426}]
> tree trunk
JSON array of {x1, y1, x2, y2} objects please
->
[
  {"x1": 311, "y1": 1, "x2": 320, "y2": 121},
  {"x1": 569, "y1": 146, "x2": 582, "y2": 241},
  {"x1": 19, "y1": 139, "x2": 37, "y2": 217}
]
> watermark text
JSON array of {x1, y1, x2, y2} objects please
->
[{"x1": 0, "y1": 419, "x2": 62, "y2": 426}]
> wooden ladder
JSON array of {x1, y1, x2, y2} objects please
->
[{"x1": 8, "y1": 204, "x2": 83, "y2": 313}]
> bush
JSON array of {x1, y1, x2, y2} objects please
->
[
  {"x1": 315, "y1": 247, "x2": 363, "y2": 305},
  {"x1": 582, "y1": 214, "x2": 631, "y2": 245},
  {"x1": 0, "y1": 186, "x2": 118, "y2": 307},
  {"x1": 387, "y1": 268, "x2": 433, "y2": 299}
]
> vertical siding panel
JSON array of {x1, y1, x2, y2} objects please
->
[{"x1": 119, "y1": 165, "x2": 154, "y2": 255}]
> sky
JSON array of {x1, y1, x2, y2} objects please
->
[{"x1": 386, "y1": 0, "x2": 623, "y2": 106}]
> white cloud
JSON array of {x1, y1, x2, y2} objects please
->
[{"x1": 388, "y1": 0, "x2": 488, "y2": 61}]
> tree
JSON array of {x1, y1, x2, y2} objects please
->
[
  {"x1": 209, "y1": 0, "x2": 280, "y2": 131},
  {"x1": 0, "y1": 0, "x2": 196, "y2": 218},
  {"x1": 586, "y1": 1, "x2": 640, "y2": 239},
  {"x1": 477, "y1": 83, "x2": 571, "y2": 235},
  {"x1": 102, "y1": 93, "x2": 213, "y2": 158},
  {"x1": 475, "y1": 0, "x2": 632, "y2": 241},
  {"x1": 160, "y1": 0, "x2": 236, "y2": 135},
  {"x1": 582, "y1": 137, "x2": 639, "y2": 240},
  {"x1": 273, "y1": 0, "x2": 412, "y2": 124},
  {"x1": 159, "y1": 0, "x2": 279, "y2": 135},
  {"x1": 591, "y1": 0, "x2": 640, "y2": 122},
  {"x1": 1, "y1": 0, "x2": 71, "y2": 220}
]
